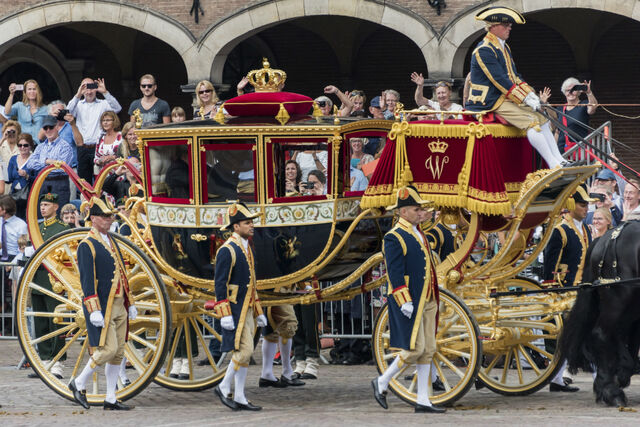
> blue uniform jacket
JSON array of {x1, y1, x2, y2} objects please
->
[
  {"x1": 426, "y1": 223, "x2": 455, "y2": 263},
  {"x1": 214, "y1": 233, "x2": 262, "y2": 352},
  {"x1": 465, "y1": 32, "x2": 534, "y2": 112},
  {"x1": 383, "y1": 218, "x2": 439, "y2": 351},
  {"x1": 543, "y1": 218, "x2": 592, "y2": 286},
  {"x1": 78, "y1": 230, "x2": 133, "y2": 347}
]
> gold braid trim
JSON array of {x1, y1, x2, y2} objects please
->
[{"x1": 406, "y1": 123, "x2": 526, "y2": 138}]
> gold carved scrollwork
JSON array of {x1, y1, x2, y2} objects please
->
[{"x1": 465, "y1": 122, "x2": 487, "y2": 139}]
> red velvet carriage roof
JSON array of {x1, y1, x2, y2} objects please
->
[{"x1": 361, "y1": 119, "x2": 539, "y2": 216}]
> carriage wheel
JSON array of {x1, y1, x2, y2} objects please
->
[
  {"x1": 372, "y1": 288, "x2": 482, "y2": 406},
  {"x1": 476, "y1": 277, "x2": 564, "y2": 395},
  {"x1": 16, "y1": 229, "x2": 171, "y2": 404},
  {"x1": 152, "y1": 305, "x2": 229, "y2": 391}
]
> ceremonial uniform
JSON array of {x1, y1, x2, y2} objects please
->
[
  {"x1": 31, "y1": 194, "x2": 69, "y2": 367},
  {"x1": 426, "y1": 223, "x2": 455, "y2": 264},
  {"x1": 543, "y1": 219, "x2": 592, "y2": 287},
  {"x1": 372, "y1": 186, "x2": 445, "y2": 413},
  {"x1": 465, "y1": 6, "x2": 569, "y2": 169}
]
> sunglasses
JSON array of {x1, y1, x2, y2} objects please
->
[
  {"x1": 198, "y1": 89, "x2": 213, "y2": 95},
  {"x1": 5, "y1": 130, "x2": 16, "y2": 135},
  {"x1": 17, "y1": 143, "x2": 30, "y2": 148},
  {"x1": 317, "y1": 101, "x2": 327, "y2": 107},
  {"x1": 43, "y1": 126, "x2": 55, "y2": 131},
  {"x1": 141, "y1": 84, "x2": 154, "y2": 89}
]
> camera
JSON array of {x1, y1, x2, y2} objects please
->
[
  {"x1": 589, "y1": 192, "x2": 605, "y2": 202},
  {"x1": 86, "y1": 82, "x2": 99, "y2": 90},
  {"x1": 14, "y1": 84, "x2": 24, "y2": 91},
  {"x1": 570, "y1": 84, "x2": 588, "y2": 93},
  {"x1": 316, "y1": 101, "x2": 327, "y2": 107},
  {"x1": 302, "y1": 181, "x2": 315, "y2": 189},
  {"x1": 56, "y1": 109, "x2": 69, "y2": 121}
]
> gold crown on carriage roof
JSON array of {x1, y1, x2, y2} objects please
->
[
  {"x1": 428, "y1": 139, "x2": 448, "y2": 154},
  {"x1": 246, "y1": 58, "x2": 287, "y2": 93}
]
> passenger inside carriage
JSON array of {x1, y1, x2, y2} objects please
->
[{"x1": 205, "y1": 149, "x2": 255, "y2": 202}]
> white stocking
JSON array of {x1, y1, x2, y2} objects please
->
[
  {"x1": 219, "y1": 360, "x2": 236, "y2": 396},
  {"x1": 261, "y1": 339, "x2": 278, "y2": 381},
  {"x1": 105, "y1": 363, "x2": 120, "y2": 404},
  {"x1": 416, "y1": 364, "x2": 433, "y2": 406},
  {"x1": 541, "y1": 122, "x2": 566, "y2": 163},
  {"x1": 527, "y1": 127, "x2": 561, "y2": 168},
  {"x1": 119, "y1": 358, "x2": 129, "y2": 382},
  {"x1": 75, "y1": 360, "x2": 97, "y2": 391},
  {"x1": 552, "y1": 360, "x2": 568, "y2": 385},
  {"x1": 233, "y1": 366, "x2": 248, "y2": 405},
  {"x1": 280, "y1": 337, "x2": 294, "y2": 379},
  {"x1": 377, "y1": 356, "x2": 402, "y2": 392},
  {"x1": 431, "y1": 362, "x2": 438, "y2": 382}
]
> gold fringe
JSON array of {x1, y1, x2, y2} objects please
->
[{"x1": 408, "y1": 123, "x2": 525, "y2": 138}]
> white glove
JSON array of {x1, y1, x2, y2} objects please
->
[
  {"x1": 524, "y1": 92, "x2": 541, "y2": 111},
  {"x1": 256, "y1": 314, "x2": 267, "y2": 328},
  {"x1": 90, "y1": 311, "x2": 105, "y2": 328},
  {"x1": 128, "y1": 305, "x2": 137, "y2": 321},
  {"x1": 400, "y1": 302, "x2": 414, "y2": 318},
  {"x1": 220, "y1": 315, "x2": 235, "y2": 330}
]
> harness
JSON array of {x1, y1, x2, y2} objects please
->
[{"x1": 596, "y1": 222, "x2": 630, "y2": 284}]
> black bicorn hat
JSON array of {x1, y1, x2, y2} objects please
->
[
  {"x1": 221, "y1": 201, "x2": 262, "y2": 230},
  {"x1": 386, "y1": 185, "x2": 433, "y2": 210},
  {"x1": 572, "y1": 183, "x2": 598, "y2": 204},
  {"x1": 475, "y1": 6, "x2": 526, "y2": 25},
  {"x1": 84, "y1": 195, "x2": 117, "y2": 219}
]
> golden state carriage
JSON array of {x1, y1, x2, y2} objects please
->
[{"x1": 15, "y1": 61, "x2": 599, "y2": 407}]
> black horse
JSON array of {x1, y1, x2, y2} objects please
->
[{"x1": 559, "y1": 220, "x2": 640, "y2": 407}]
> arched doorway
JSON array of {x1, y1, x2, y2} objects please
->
[{"x1": 219, "y1": 16, "x2": 427, "y2": 106}]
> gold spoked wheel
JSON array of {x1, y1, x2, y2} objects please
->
[
  {"x1": 476, "y1": 277, "x2": 564, "y2": 395},
  {"x1": 372, "y1": 288, "x2": 482, "y2": 406},
  {"x1": 16, "y1": 229, "x2": 171, "y2": 404},
  {"x1": 152, "y1": 301, "x2": 229, "y2": 391}
]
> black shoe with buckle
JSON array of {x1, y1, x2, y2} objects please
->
[
  {"x1": 415, "y1": 403, "x2": 446, "y2": 413},
  {"x1": 550, "y1": 381, "x2": 579, "y2": 392},
  {"x1": 68, "y1": 377, "x2": 90, "y2": 410},
  {"x1": 104, "y1": 400, "x2": 134, "y2": 410},
  {"x1": 235, "y1": 401, "x2": 262, "y2": 411},
  {"x1": 214, "y1": 385, "x2": 238, "y2": 410},
  {"x1": 371, "y1": 378, "x2": 388, "y2": 410},
  {"x1": 280, "y1": 375, "x2": 305, "y2": 386},
  {"x1": 259, "y1": 377, "x2": 287, "y2": 388}
]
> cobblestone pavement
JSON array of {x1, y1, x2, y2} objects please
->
[{"x1": 1, "y1": 339, "x2": 638, "y2": 426}]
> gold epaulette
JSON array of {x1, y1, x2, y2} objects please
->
[
  {"x1": 83, "y1": 294, "x2": 101, "y2": 313},
  {"x1": 213, "y1": 299, "x2": 232, "y2": 317}
]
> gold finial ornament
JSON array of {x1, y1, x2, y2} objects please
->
[
  {"x1": 247, "y1": 58, "x2": 287, "y2": 92},
  {"x1": 132, "y1": 108, "x2": 142, "y2": 129},
  {"x1": 333, "y1": 105, "x2": 340, "y2": 124},
  {"x1": 275, "y1": 103, "x2": 290, "y2": 125},
  {"x1": 214, "y1": 106, "x2": 225, "y2": 124},
  {"x1": 198, "y1": 106, "x2": 205, "y2": 120},
  {"x1": 312, "y1": 102, "x2": 323, "y2": 117}
]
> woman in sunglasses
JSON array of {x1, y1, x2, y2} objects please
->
[
  {"x1": 0, "y1": 120, "x2": 22, "y2": 194},
  {"x1": 4, "y1": 79, "x2": 48, "y2": 140},
  {"x1": 410, "y1": 73, "x2": 462, "y2": 120},
  {"x1": 6, "y1": 133, "x2": 34, "y2": 217},
  {"x1": 194, "y1": 80, "x2": 220, "y2": 120}
]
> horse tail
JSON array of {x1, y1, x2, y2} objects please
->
[{"x1": 558, "y1": 286, "x2": 599, "y2": 374}]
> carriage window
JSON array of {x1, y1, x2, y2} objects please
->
[
  {"x1": 270, "y1": 141, "x2": 329, "y2": 199},
  {"x1": 342, "y1": 132, "x2": 387, "y2": 196},
  {"x1": 201, "y1": 140, "x2": 256, "y2": 203},
  {"x1": 147, "y1": 141, "x2": 192, "y2": 202}
]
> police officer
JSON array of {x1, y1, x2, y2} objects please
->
[
  {"x1": 29, "y1": 193, "x2": 69, "y2": 379},
  {"x1": 466, "y1": 6, "x2": 572, "y2": 169},
  {"x1": 69, "y1": 196, "x2": 137, "y2": 410},
  {"x1": 543, "y1": 183, "x2": 596, "y2": 392},
  {"x1": 371, "y1": 185, "x2": 445, "y2": 413},
  {"x1": 210, "y1": 202, "x2": 267, "y2": 411}
]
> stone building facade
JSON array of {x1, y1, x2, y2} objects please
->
[{"x1": 1, "y1": 0, "x2": 639, "y2": 165}]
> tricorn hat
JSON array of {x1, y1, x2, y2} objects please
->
[
  {"x1": 84, "y1": 195, "x2": 117, "y2": 220},
  {"x1": 386, "y1": 185, "x2": 432, "y2": 210},
  {"x1": 221, "y1": 202, "x2": 261, "y2": 230},
  {"x1": 475, "y1": 6, "x2": 526, "y2": 25}
]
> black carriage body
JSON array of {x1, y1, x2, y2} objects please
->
[{"x1": 138, "y1": 116, "x2": 393, "y2": 286}]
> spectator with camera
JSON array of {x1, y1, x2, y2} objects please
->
[
  {"x1": 24, "y1": 116, "x2": 74, "y2": 211},
  {"x1": 314, "y1": 96, "x2": 333, "y2": 116},
  {"x1": 585, "y1": 187, "x2": 622, "y2": 227},
  {"x1": 300, "y1": 170, "x2": 326, "y2": 196},
  {"x1": 591, "y1": 168, "x2": 623, "y2": 211},
  {"x1": 128, "y1": 74, "x2": 171, "y2": 128},
  {"x1": 67, "y1": 78, "x2": 122, "y2": 184},
  {"x1": 94, "y1": 111, "x2": 122, "y2": 178},
  {"x1": 539, "y1": 78, "x2": 597, "y2": 153},
  {"x1": 6, "y1": 133, "x2": 34, "y2": 219},
  {"x1": 37, "y1": 101, "x2": 84, "y2": 171},
  {"x1": 3, "y1": 80, "x2": 48, "y2": 140},
  {"x1": 0, "y1": 120, "x2": 22, "y2": 194},
  {"x1": 60, "y1": 203, "x2": 82, "y2": 228}
]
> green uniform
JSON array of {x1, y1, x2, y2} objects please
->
[{"x1": 32, "y1": 217, "x2": 70, "y2": 361}]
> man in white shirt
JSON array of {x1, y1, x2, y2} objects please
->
[{"x1": 67, "y1": 78, "x2": 121, "y2": 184}]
